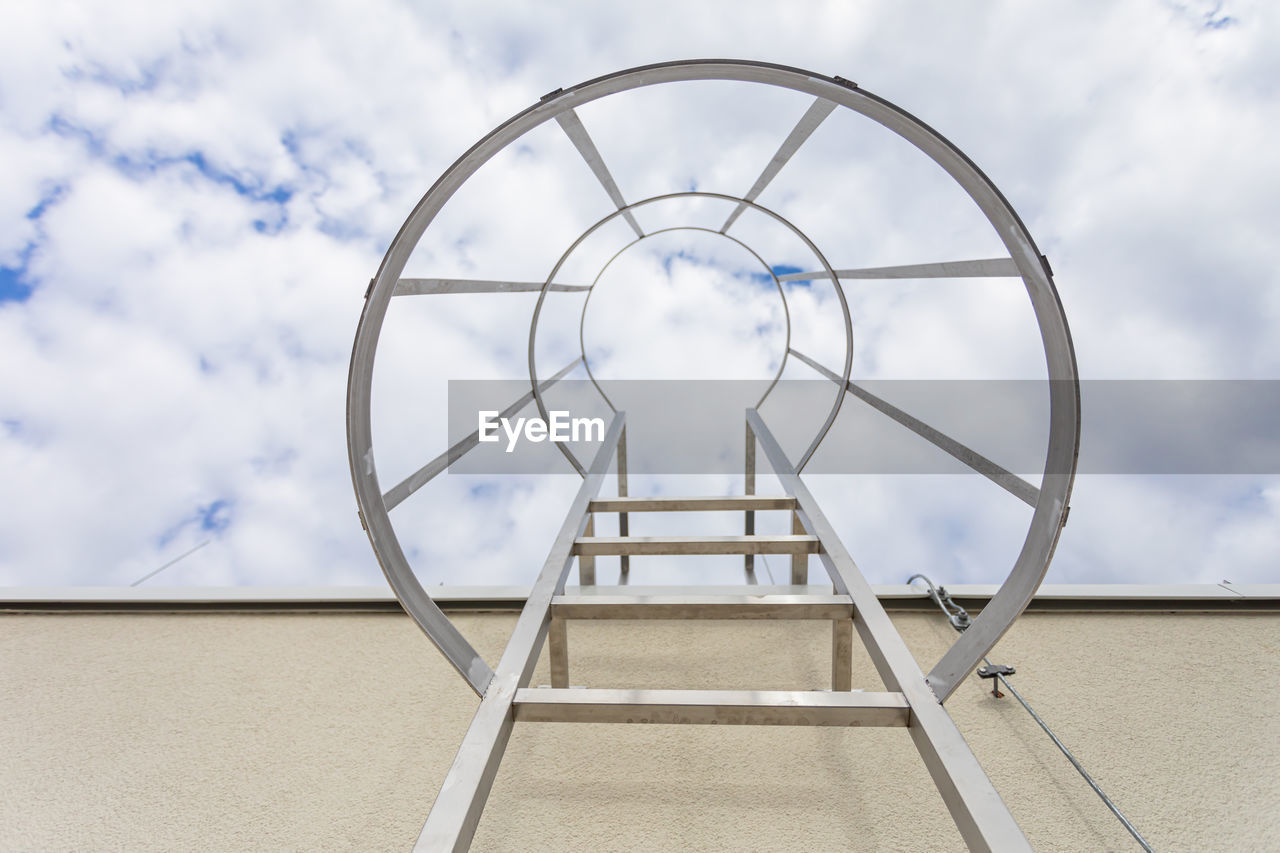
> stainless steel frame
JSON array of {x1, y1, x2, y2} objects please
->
[
  {"x1": 744, "y1": 409, "x2": 1030, "y2": 850},
  {"x1": 527, "y1": 190, "x2": 849, "y2": 476},
  {"x1": 413, "y1": 413, "x2": 626, "y2": 849},
  {"x1": 345, "y1": 59, "x2": 1080, "y2": 851},
  {"x1": 719, "y1": 96, "x2": 837, "y2": 232},
  {"x1": 513, "y1": 688, "x2": 908, "y2": 726},
  {"x1": 555, "y1": 108, "x2": 646, "y2": 239},
  {"x1": 777, "y1": 256, "x2": 1022, "y2": 281},
  {"x1": 787, "y1": 348, "x2": 1040, "y2": 507},
  {"x1": 546, "y1": 591, "x2": 855, "y2": 692},
  {"x1": 576, "y1": 225, "x2": 794, "y2": 415}
]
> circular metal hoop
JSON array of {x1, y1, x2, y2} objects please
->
[
  {"x1": 528, "y1": 191, "x2": 848, "y2": 476},
  {"x1": 346, "y1": 59, "x2": 1081, "y2": 699},
  {"x1": 575, "y1": 224, "x2": 793, "y2": 413}
]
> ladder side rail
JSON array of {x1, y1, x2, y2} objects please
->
[
  {"x1": 745, "y1": 408, "x2": 1030, "y2": 853},
  {"x1": 744, "y1": 420, "x2": 756, "y2": 581},
  {"x1": 415, "y1": 413, "x2": 626, "y2": 852}
]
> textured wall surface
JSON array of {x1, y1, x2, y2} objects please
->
[{"x1": 1, "y1": 608, "x2": 1277, "y2": 851}]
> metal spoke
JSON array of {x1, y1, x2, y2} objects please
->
[
  {"x1": 720, "y1": 96, "x2": 837, "y2": 233},
  {"x1": 789, "y1": 349, "x2": 1039, "y2": 507},
  {"x1": 777, "y1": 257, "x2": 1021, "y2": 281},
  {"x1": 555, "y1": 108, "x2": 645, "y2": 238},
  {"x1": 381, "y1": 357, "x2": 582, "y2": 511},
  {"x1": 394, "y1": 279, "x2": 591, "y2": 296}
]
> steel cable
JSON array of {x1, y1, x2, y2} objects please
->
[{"x1": 907, "y1": 574, "x2": 1155, "y2": 852}]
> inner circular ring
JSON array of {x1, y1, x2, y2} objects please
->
[
  {"x1": 576, "y1": 226, "x2": 794, "y2": 414},
  {"x1": 528, "y1": 190, "x2": 852, "y2": 477}
]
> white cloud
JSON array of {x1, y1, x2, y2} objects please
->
[{"x1": 0, "y1": 0, "x2": 1277, "y2": 590}]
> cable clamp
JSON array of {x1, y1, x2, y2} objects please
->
[{"x1": 977, "y1": 663, "x2": 1016, "y2": 698}]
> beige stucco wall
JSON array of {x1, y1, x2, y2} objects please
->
[{"x1": 2, "y1": 607, "x2": 1277, "y2": 851}]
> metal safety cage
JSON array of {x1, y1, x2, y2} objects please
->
[{"x1": 345, "y1": 59, "x2": 1080, "y2": 851}]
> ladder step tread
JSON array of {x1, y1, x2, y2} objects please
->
[
  {"x1": 589, "y1": 496, "x2": 797, "y2": 512},
  {"x1": 573, "y1": 535, "x2": 820, "y2": 556},
  {"x1": 551, "y1": 593, "x2": 852, "y2": 620},
  {"x1": 513, "y1": 688, "x2": 909, "y2": 726}
]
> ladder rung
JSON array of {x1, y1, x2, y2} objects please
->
[
  {"x1": 572, "y1": 535, "x2": 820, "y2": 556},
  {"x1": 551, "y1": 594, "x2": 852, "y2": 620},
  {"x1": 513, "y1": 688, "x2": 910, "y2": 727},
  {"x1": 588, "y1": 496, "x2": 797, "y2": 512}
]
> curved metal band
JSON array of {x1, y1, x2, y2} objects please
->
[
  {"x1": 529, "y1": 193, "x2": 846, "y2": 476},
  {"x1": 346, "y1": 59, "x2": 1080, "y2": 703},
  {"x1": 575, "y1": 225, "x2": 793, "y2": 415}
]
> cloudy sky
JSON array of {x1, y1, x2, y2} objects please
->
[{"x1": 1, "y1": 1, "x2": 1277, "y2": 590}]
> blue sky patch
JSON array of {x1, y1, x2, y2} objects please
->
[
  {"x1": 657, "y1": 249, "x2": 789, "y2": 291},
  {"x1": 772, "y1": 264, "x2": 811, "y2": 287},
  {"x1": 51, "y1": 114, "x2": 294, "y2": 209},
  {"x1": 0, "y1": 266, "x2": 32, "y2": 304},
  {"x1": 27, "y1": 185, "x2": 66, "y2": 220},
  {"x1": 48, "y1": 114, "x2": 108, "y2": 157},
  {"x1": 157, "y1": 498, "x2": 234, "y2": 548},
  {"x1": 469, "y1": 482, "x2": 499, "y2": 499},
  {"x1": 181, "y1": 151, "x2": 294, "y2": 203},
  {"x1": 0, "y1": 237, "x2": 40, "y2": 304},
  {"x1": 63, "y1": 56, "x2": 169, "y2": 95},
  {"x1": 1202, "y1": 0, "x2": 1234, "y2": 28},
  {"x1": 198, "y1": 499, "x2": 233, "y2": 533}
]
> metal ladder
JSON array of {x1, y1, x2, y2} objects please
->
[
  {"x1": 415, "y1": 410, "x2": 1030, "y2": 852},
  {"x1": 550, "y1": 493, "x2": 855, "y2": 696}
]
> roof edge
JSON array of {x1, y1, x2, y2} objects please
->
[{"x1": 1, "y1": 583, "x2": 1276, "y2": 613}]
